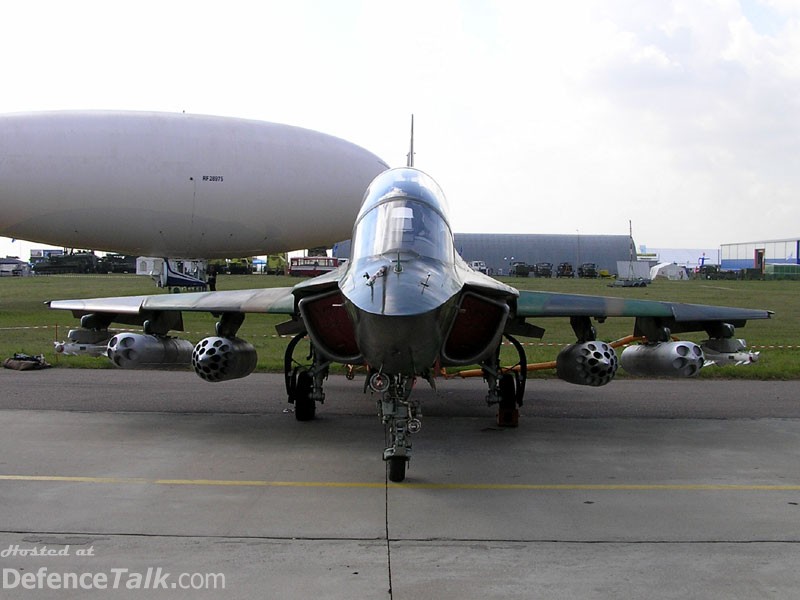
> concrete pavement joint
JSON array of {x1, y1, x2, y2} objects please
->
[
  {"x1": 2, "y1": 474, "x2": 799, "y2": 491},
  {"x1": 0, "y1": 530, "x2": 798, "y2": 544}
]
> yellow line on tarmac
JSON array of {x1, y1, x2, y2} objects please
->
[
  {"x1": 0, "y1": 475, "x2": 151, "y2": 485},
  {"x1": 1, "y1": 475, "x2": 799, "y2": 491}
]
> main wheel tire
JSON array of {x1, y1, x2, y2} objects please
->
[
  {"x1": 498, "y1": 373, "x2": 517, "y2": 408},
  {"x1": 497, "y1": 373, "x2": 520, "y2": 428},
  {"x1": 294, "y1": 371, "x2": 316, "y2": 421}
]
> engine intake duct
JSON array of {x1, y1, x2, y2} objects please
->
[
  {"x1": 620, "y1": 341, "x2": 704, "y2": 377},
  {"x1": 192, "y1": 337, "x2": 257, "y2": 382},
  {"x1": 107, "y1": 333, "x2": 194, "y2": 370},
  {"x1": 556, "y1": 341, "x2": 618, "y2": 386}
]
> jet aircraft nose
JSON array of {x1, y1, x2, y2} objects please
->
[
  {"x1": 341, "y1": 167, "x2": 464, "y2": 375},
  {"x1": 343, "y1": 258, "x2": 460, "y2": 375}
]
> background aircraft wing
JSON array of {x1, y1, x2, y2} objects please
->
[
  {"x1": 49, "y1": 287, "x2": 296, "y2": 320},
  {"x1": 515, "y1": 289, "x2": 772, "y2": 335}
]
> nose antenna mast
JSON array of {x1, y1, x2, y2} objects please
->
[{"x1": 406, "y1": 114, "x2": 415, "y2": 167}]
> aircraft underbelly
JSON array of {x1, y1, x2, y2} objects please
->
[{"x1": 348, "y1": 301, "x2": 457, "y2": 375}]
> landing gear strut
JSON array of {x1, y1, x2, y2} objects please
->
[
  {"x1": 482, "y1": 334, "x2": 527, "y2": 427},
  {"x1": 371, "y1": 372, "x2": 421, "y2": 483},
  {"x1": 284, "y1": 332, "x2": 329, "y2": 421}
]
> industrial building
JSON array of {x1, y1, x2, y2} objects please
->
[
  {"x1": 452, "y1": 233, "x2": 635, "y2": 275},
  {"x1": 334, "y1": 233, "x2": 635, "y2": 276},
  {"x1": 721, "y1": 238, "x2": 799, "y2": 271},
  {"x1": 638, "y1": 247, "x2": 719, "y2": 270}
]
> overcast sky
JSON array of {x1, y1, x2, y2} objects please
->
[{"x1": 2, "y1": 0, "x2": 799, "y2": 259}]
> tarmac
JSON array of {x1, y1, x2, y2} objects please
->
[{"x1": 1, "y1": 368, "x2": 799, "y2": 599}]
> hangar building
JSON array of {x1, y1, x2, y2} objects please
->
[
  {"x1": 453, "y1": 233, "x2": 635, "y2": 275},
  {"x1": 721, "y1": 238, "x2": 799, "y2": 271},
  {"x1": 333, "y1": 233, "x2": 635, "y2": 276}
]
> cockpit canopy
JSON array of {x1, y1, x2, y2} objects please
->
[{"x1": 351, "y1": 168, "x2": 454, "y2": 263}]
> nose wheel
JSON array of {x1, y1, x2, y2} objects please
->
[{"x1": 387, "y1": 455, "x2": 407, "y2": 483}]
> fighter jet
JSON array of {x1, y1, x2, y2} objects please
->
[{"x1": 49, "y1": 166, "x2": 772, "y2": 481}]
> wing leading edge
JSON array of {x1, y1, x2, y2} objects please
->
[
  {"x1": 515, "y1": 289, "x2": 772, "y2": 337},
  {"x1": 48, "y1": 288, "x2": 296, "y2": 335},
  {"x1": 516, "y1": 290, "x2": 772, "y2": 321},
  {"x1": 48, "y1": 287, "x2": 296, "y2": 318}
]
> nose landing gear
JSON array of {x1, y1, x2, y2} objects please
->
[{"x1": 375, "y1": 373, "x2": 421, "y2": 483}]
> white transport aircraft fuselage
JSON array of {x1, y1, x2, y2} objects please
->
[{"x1": 0, "y1": 111, "x2": 389, "y2": 258}]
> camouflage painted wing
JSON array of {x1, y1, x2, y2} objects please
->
[
  {"x1": 48, "y1": 287, "x2": 296, "y2": 331},
  {"x1": 515, "y1": 290, "x2": 772, "y2": 336}
]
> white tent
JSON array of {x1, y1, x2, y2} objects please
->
[{"x1": 650, "y1": 262, "x2": 689, "y2": 280}]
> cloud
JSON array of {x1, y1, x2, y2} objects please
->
[
  {"x1": 2, "y1": 0, "x2": 799, "y2": 251},
  {"x1": 483, "y1": 0, "x2": 800, "y2": 246}
]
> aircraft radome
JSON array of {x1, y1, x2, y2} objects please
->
[
  {"x1": 0, "y1": 111, "x2": 389, "y2": 258},
  {"x1": 49, "y1": 167, "x2": 772, "y2": 482}
]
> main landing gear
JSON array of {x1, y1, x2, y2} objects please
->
[
  {"x1": 369, "y1": 371, "x2": 422, "y2": 483},
  {"x1": 284, "y1": 333, "x2": 329, "y2": 422},
  {"x1": 482, "y1": 334, "x2": 527, "y2": 427},
  {"x1": 284, "y1": 332, "x2": 527, "y2": 482},
  {"x1": 284, "y1": 333, "x2": 424, "y2": 483}
]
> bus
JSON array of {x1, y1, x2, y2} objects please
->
[{"x1": 288, "y1": 256, "x2": 342, "y2": 277}]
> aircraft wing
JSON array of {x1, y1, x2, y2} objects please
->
[
  {"x1": 515, "y1": 289, "x2": 772, "y2": 335},
  {"x1": 49, "y1": 288, "x2": 296, "y2": 330}
]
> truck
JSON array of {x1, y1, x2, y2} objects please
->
[
  {"x1": 207, "y1": 258, "x2": 254, "y2": 275},
  {"x1": 578, "y1": 262, "x2": 598, "y2": 278},
  {"x1": 32, "y1": 251, "x2": 98, "y2": 274},
  {"x1": 97, "y1": 253, "x2": 137, "y2": 273},
  {"x1": 696, "y1": 265, "x2": 737, "y2": 280},
  {"x1": 509, "y1": 261, "x2": 531, "y2": 277},
  {"x1": 263, "y1": 254, "x2": 288, "y2": 275},
  {"x1": 556, "y1": 262, "x2": 574, "y2": 278},
  {"x1": 469, "y1": 260, "x2": 488, "y2": 274},
  {"x1": 226, "y1": 258, "x2": 253, "y2": 275},
  {"x1": 533, "y1": 262, "x2": 553, "y2": 278}
]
